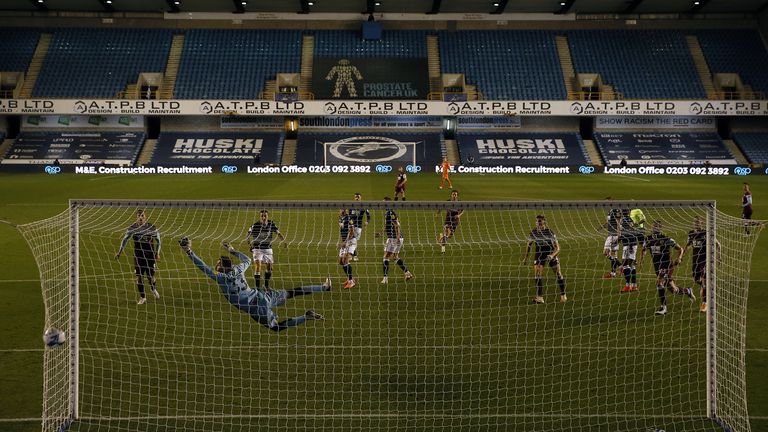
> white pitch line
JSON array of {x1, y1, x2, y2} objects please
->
[
  {"x1": 612, "y1": 174, "x2": 652, "y2": 182},
  {"x1": 88, "y1": 175, "x2": 121, "y2": 181},
  {"x1": 4, "y1": 346, "x2": 768, "y2": 353}
]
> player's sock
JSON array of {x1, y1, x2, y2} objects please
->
[
  {"x1": 396, "y1": 258, "x2": 408, "y2": 272},
  {"x1": 535, "y1": 276, "x2": 543, "y2": 297},
  {"x1": 343, "y1": 264, "x2": 353, "y2": 280},
  {"x1": 609, "y1": 256, "x2": 619, "y2": 273},
  {"x1": 383, "y1": 259, "x2": 390, "y2": 276},
  {"x1": 270, "y1": 316, "x2": 307, "y2": 332},
  {"x1": 137, "y1": 278, "x2": 146, "y2": 298},
  {"x1": 623, "y1": 266, "x2": 631, "y2": 284},
  {"x1": 557, "y1": 276, "x2": 566, "y2": 295},
  {"x1": 394, "y1": 197, "x2": 399, "y2": 201},
  {"x1": 701, "y1": 285, "x2": 706, "y2": 303},
  {"x1": 630, "y1": 266, "x2": 637, "y2": 285},
  {"x1": 657, "y1": 284, "x2": 667, "y2": 306},
  {"x1": 287, "y1": 285, "x2": 327, "y2": 298},
  {"x1": 402, "y1": 197, "x2": 406, "y2": 201},
  {"x1": 264, "y1": 271, "x2": 272, "y2": 289},
  {"x1": 254, "y1": 273, "x2": 261, "y2": 288}
]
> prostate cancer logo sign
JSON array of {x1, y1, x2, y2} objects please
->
[
  {"x1": 325, "y1": 59, "x2": 363, "y2": 99},
  {"x1": 328, "y1": 136, "x2": 408, "y2": 163}
]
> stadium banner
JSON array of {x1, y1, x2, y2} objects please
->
[
  {"x1": 220, "y1": 116, "x2": 284, "y2": 128},
  {"x1": 1, "y1": 99, "x2": 768, "y2": 116},
  {"x1": 456, "y1": 116, "x2": 522, "y2": 129},
  {"x1": 152, "y1": 132, "x2": 282, "y2": 165},
  {"x1": 0, "y1": 131, "x2": 144, "y2": 165},
  {"x1": 31, "y1": 164, "x2": 758, "y2": 176},
  {"x1": 457, "y1": 132, "x2": 589, "y2": 165},
  {"x1": 594, "y1": 116, "x2": 716, "y2": 130},
  {"x1": 593, "y1": 132, "x2": 736, "y2": 165},
  {"x1": 311, "y1": 58, "x2": 430, "y2": 100},
  {"x1": 299, "y1": 116, "x2": 442, "y2": 129},
  {"x1": 23, "y1": 115, "x2": 145, "y2": 129},
  {"x1": 294, "y1": 132, "x2": 442, "y2": 168}
]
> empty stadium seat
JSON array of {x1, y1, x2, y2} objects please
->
[
  {"x1": 732, "y1": 133, "x2": 768, "y2": 163},
  {"x1": 0, "y1": 28, "x2": 40, "y2": 73},
  {"x1": 696, "y1": 30, "x2": 768, "y2": 95},
  {"x1": 568, "y1": 30, "x2": 706, "y2": 99},
  {"x1": 33, "y1": 28, "x2": 172, "y2": 98},
  {"x1": 439, "y1": 30, "x2": 566, "y2": 100},
  {"x1": 313, "y1": 30, "x2": 427, "y2": 58},
  {"x1": 174, "y1": 29, "x2": 302, "y2": 99}
]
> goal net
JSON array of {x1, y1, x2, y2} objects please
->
[{"x1": 20, "y1": 200, "x2": 760, "y2": 432}]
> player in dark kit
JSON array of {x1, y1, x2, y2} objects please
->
[
  {"x1": 438, "y1": 189, "x2": 464, "y2": 253},
  {"x1": 115, "y1": 209, "x2": 162, "y2": 304},
  {"x1": 380, "y1": 197, "x2": 414, "y2": 283},
  {"x1": 348, "y1": 192, "x2": 370, "y2": 262},
  {"x1": 524, "y1": 215, "x2": 566, "y2": 304},
  {"x1": 394, "y1": 167, "x2": 407, "y2": 201},
  {"x1": 602, "y1": 198, "x2": 621, "y2": 279},
  {"x1": 337, "y1": 209, "x2": 356, "y2": 289},
  {"x1": 742, "y1": 182, "x2": 753, "y2": 234},
  {"x1": 245, "y1": 210, "x2": 285, "y2": 290},
  {"x1": 678, "y1": 217, "x2": 717, "y2": 313},
  {"x1": 617, "y1": 209, "x2": 643, "y2": 293},
  {"x1": 638, "y1": 221, "x2": 694, "y2": 315}
]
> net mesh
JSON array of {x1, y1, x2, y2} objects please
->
[{"x1": 20, "y1": 200, "x2": 759, "y2": 432}]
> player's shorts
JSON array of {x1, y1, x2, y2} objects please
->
[
  {"x1": 134, "y1": 255, "x2": 156, "y2": 276},
  {"x1": 621, "y1": 244, "x2": 638, "y2": 261},
  {"x1": 354, "y1": 226, "x2": 362, "y2": 240},
  {"x1": 251, "y1": 248, "x2": 274, "y2": 264},
  {"x1": 533, "y1": 253, "x2": 559, "y2": 267},
  {"x1": 395, "y1": 185, "x2": 406, "y2": 194},
  {"x1": 444, "y1": 221, "x2": 458, "y2": 234},
  {"x1": 692, "y1": 261, "x2": 706, "y2": 282},
  {"x1": 339, "y1": 238, "x2": 358, "y2": 257},
  {"x1": 743, "y1": 206, "x2": 753, "y2": 219},
  {"x1": 603, "y1": 235, "x2": 619, "y2": 252},
  {"x1": 653, "y1": 261, "x2": 674, "y2": 279},
  {"x1": 384, "y1": 237, "x2": 404, "y2": 254}
]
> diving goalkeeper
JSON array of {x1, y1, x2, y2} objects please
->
[{"x1": 179, "y1": 237, "x2": 328, "y2": 331}]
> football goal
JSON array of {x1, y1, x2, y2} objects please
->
[{"x1": 20, "y1": 199, "x2": 759, "y2": 432}]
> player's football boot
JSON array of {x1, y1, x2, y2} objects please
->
[
  {"x1": 380, "y1": 277, "x2": 388, "y2": 284},
  {"x1": 322, "y1": 276, "x2": 332, "y2": 291},
  {"x1": 685, "y1": 288, "x2": 696, "y2": 301},
  {"x1": 620, "y1": 285, "x2": 633, "y2": 293},
  {"x1": 655, "y1": 305, "x2": 668, "y2": 316},
  {"x1": 532, "y1": 296, "x2": 545, "y2": 304},
  {"x1": 602, "y1": 272, "x2": 615, "y2": 279},
  {"x1": 343, "y1": 279, "x2": 356, "y2": 289},
  {"x1": 559, "y1": 294, "x2": 567, "y2": 303},
  {"x1": 699, "y1": 303, "x2": 708, "y2": 313},
  {"x1": 629, "y1": 285, "x2": 639, "y2": 292},
  {"x1": 404, "y1": 271, "x2": 414, "y2": 281},
  {"x1": 151, "y1": 289, "x2": 160, "y2": 299},
  {"x1": 137, "y1": 297, "x2": 147, "y2": 305}
]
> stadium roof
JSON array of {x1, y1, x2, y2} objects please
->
[{"x1": 6, "y1": 0, "x2": 768, "y2": 15}]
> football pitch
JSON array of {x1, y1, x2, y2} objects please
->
[{"x1": 0, "y1": 172, "x2": 766, "y2": 432}]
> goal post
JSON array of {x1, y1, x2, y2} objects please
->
[
  {"x1": 19, "y1": 199, "x2": 760, "y2": 432},
  {"x1": 319, "y1": 140, "x2": 419, "y2": 168}
]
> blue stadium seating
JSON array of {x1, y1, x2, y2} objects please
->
[
  {"x1": 0, "y1": 28, "x2": 40, "y2": 73},
  {"x1": 696, "y1": 30, "x2": 768, "y2": 95},
  {"x1": 568, "y1": 30, "x2": 706, "y2": 99},
  {"x1": 174, "y1": 29, "x2": 302, "y2": 99},
  {"x1": 732, "y1": 133, "x2": 768, "y2": 163},
  {"x1": 439, "y1": 30, "x2": 566, "y2": 100},
  {"x1": 313, "y1": 30, "x2": 427, "y2": 57},
  {"x1": 33, "y1": 28, "x2": 172, "y2": 98}
]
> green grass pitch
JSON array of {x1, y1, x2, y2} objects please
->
[{"x1": 0, "y1": 172, "x2": 766, "y2": 432}]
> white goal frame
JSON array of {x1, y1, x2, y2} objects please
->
[{"x1": 31, "y1": 199, "x2": 750, "y2": 432}]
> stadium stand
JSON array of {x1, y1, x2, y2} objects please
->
[
  {"x1": 696, "y1": 30, "x2": 768, "y2": 96},
  {"x1": 438, "y1": 30, "x2": 566, "y2": 100},
  {"x1": 313, "y1": 30, "x2": 427, "y2": 58},
  {"x1": 33, "y1": 28, "x2": 172, "y2": 98},
  {"x1": 1, "y1": 131, "x2": 145, "y2": 165},
  {"x1": 174, "y1": 29, "x2": 303, "y2": 99},
  {"x1": 732, "y1": 133, "x2": 768, "y2": 163},
  {"x1": 0, "y1": 28, "x2": 40, "y2": 73},
  {"x1": 568, "y1": 30, "x2": 706, "y2": 99}
]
